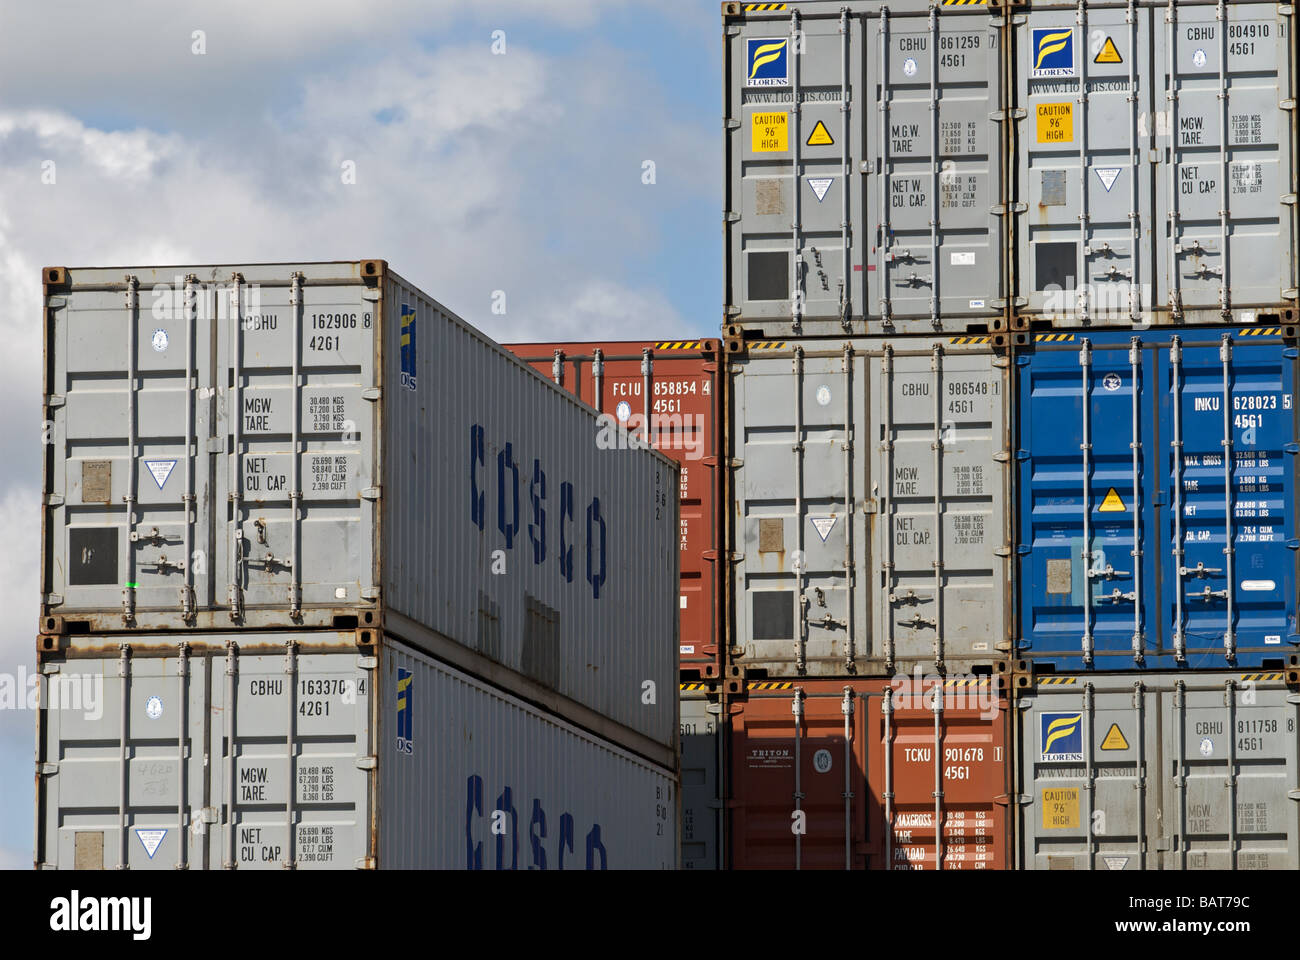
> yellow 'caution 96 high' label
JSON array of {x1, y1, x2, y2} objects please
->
[
  {"x1": 1043, "y1": 787, "x2": 1080, "y2": 830},
  {"x1": 1037, "y1": 102, "x2": 1073, "y2": 143},
  {"x1": 752, "y1": 112, "x2": 788, "y2": 152}
]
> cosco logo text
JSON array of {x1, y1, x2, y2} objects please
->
[
  {"x1": 470, "y1": 424, "x2": 608, "y2": 599},
  {"x1": 465, "y1": 776, "x2": 607, "y2": 870}
]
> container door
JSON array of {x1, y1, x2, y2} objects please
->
[
  {"x1": 872, "y1": 344, "x2": 1009, "y2": 669},
  {"x1": 1016, "y1": 4, "x2": 1156, "y2": 325},
  {"x1": 1018, "y1": 337, "x2": 1158, "y2": 667},
  {"x1": 680, "y1": 692, "x2": 721, "y2": 870},
  {"x1": 1015, "y1": 679, "x2": 1157, "y2": 871},
  {"x1": 1156, "y1": 2, "x2": 1297, "y2": 320},
  {"x1": 1162, "y1": 677, "x2": 1300, "y2": 870},
  {"x1": 214, "y1": 272, "x2": 379, "y2": 626},
  {"x1": 212, "y1": 647, "x2": 373, "y2": 870},
  {"x1": 733, "y1": 348, "x2": 859, "y2": 675},
  {"x1": 869, "y1": 5, "x2": 1005, "y2": 328},
  {"x1": 1162, "y1": 333, "x2": 1298, "y2": 664},
  {"x1": 38, "y1": 652, "x2": 210, "y2": 869},
  {"x1": 869, "y1": 680, "x2": 1010, "y2": 870},
  {"x1": 726, "y1": 7, "x2": 866, "y2": 331},
  {"x1": 729, "y1": 687, "x2": 868, "y2": 870},
  {"x1": 48, "y1": 277, "x2": 216, "y2": 624}
]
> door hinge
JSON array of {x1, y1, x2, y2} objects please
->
[
  {"x1": 37, "y1": 762, "x2": 58, "y2": 776},
  {"x1": 362, "y1": 288, "x2": 381, "y2": 302},
  {"x1": 353, "y1": 857, "x2": 377, "y2": 870},
  {"x1": 356, "y1": 656, "x2": 378, "y2": 670},
  {"x1": 208, "y1": 436, "x2": 226, "y2": 454},
  {"x1": 362, "y1": 387, "x2": 381, "y2": 401},
  {"x1": 355, "y1": 756, "x2": 377, "y2": 771},
  {"x1": 361, "y1": 486, "x2": 381, "y2": 501},
  {"x1": 45, "y1": 395, "x2": 66, "y2": 410},
  {"x1": 44, "y1": 594, "x2": 64, "y2": 606},
  {"x1": 45, "y1": 494, "x2": 64, "y2": 508},
  {"x1": 361, "y1": 586, "x2": 381, "y2": 600}
]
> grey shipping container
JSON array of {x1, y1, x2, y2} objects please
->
[
  {"x1": 680, "y1": 687, "x2": 722, "y2": 869},
  {"x1": 722, "y1": 0, "x2": 1009, "y2": 338},
  {"x1": 1014, "y1": 669, "x2": 1300, "y2": 870},
  {"x1": 33, "y1": 631, "x2": 679, "y2": 870},
  {"x1": 1013, "y1": 0, "x2": 1298, "y2": 326},
  {"x1": 726, "y1": 335, "x2": 1013, "y2": 677},
  {"x1": 39, "y1": 261, "x2": 679, "y2": 755}
]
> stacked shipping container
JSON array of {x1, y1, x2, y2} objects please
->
[
  {"x1": 718, "y1": 0, "x2": 1299, "y2": 870},
  {"x1": 501, "y1": 340, "x2": 725, "y2": 679},
  {"x1": 28, "y1": 0, "x2": 1300, "y2": 873},
  {"x1": 35, "y1": 261, "x2": 682, "y2": 869}
]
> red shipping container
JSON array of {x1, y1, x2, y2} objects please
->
[
  {"x1": 503, "y1": 340, "x2": 723, "y2": 677},
  {"x1": 728, "y1": 677, "x2": 1011, "y2": 869}
]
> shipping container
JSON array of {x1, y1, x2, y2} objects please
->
[
  {"x1": 1015, "y1": 326, "x2": 1298, "y2": 670},
  {"x1": 503, "y1": 341, "x2": 723, "y2": 676},
  {"x1": 727, "y1": 335, "x2": 1014, "y2": 677},
  {"x1": 722, "y1": 0, "x2": 1009, "y2": 338},
  {"x1": 33, "y1": 631, "x2": 678, "y2": 870},
  {"x1": 727, "y1": 676, "x2": 1012, "y2": 869},
  {"x1": 39, "y1": 262, "x2": 679, "y2": 754},
  {"x1": 680, "y1": 686, "x2": 723, "y2": 869},
  {"x1": 1012, "y1": 0, "x2": 1297, "y2": 327},
  {"x1": 1014, "y1": 669, "x2": 1300, "y2": 870}
]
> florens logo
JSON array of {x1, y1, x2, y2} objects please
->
[
  {"x1": 49, "y1": 891, "x2": 151, "y2": 941},
  {"x1": 1032, "y1": 28, "x2": 1076, "y2": 78},
  {"x1": 746, "y1": 38, "x2": 789, "y2": 87}
]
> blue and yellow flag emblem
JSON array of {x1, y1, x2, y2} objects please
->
[
  {"x1": 400, "y1": 304, "x2": 417, "y2": 392},
  {"x1": 1031, "y1": 27, "x2": 1076, "y2": 78},
  {"x1": 747, "y1": 37, "x2": 789, "y2": 87},
  {"x1": 396, "y1": 667, "x2": 414, "y2": 754},
  {"x1": 1040, "y1": 711, "x2": 1083, "y2": 761}
]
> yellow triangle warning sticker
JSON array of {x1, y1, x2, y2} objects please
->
[
  {"x1": 1095, "y1": 37, "x2": 1123, "y2": 64},
  {"x1": 806, "y1": 120, "x2": 834, "y2": 146},
  {"x1": 1099, "y1": 488, "x2": 1126, "y2": 513},
  {"x1": 1101, "y1": 723, "x2": 1129, "y2": 750}
]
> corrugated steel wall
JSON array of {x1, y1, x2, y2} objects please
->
[
  {"x1": 382, "y1": 273, "x2": 680, "y2": 751},
  {"x1": 378, "y1": 639, "x2": 678, "y2": 869}
]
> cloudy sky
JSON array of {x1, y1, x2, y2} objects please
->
[{"x1": 0, "y1": 0, "x2": 719, "y2": 868}]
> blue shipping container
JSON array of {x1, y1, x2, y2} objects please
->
[{"x1": 1017, "y1": 327, "x2": 1298, "y2": 670}]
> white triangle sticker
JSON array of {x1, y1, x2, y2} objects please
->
[
  {"x1": 1095, "y1": 167, "x2": 1122, "y2": 192},
  {"x1": 810, "y1": 516, "x2": 838, "y2": 541},
  {"x1": 1103, "y1": 856, "x2": 1129, "y2": 871},
  {"x1": 807, "y1": 177, "x2": 834, "y2": 203},
  {"x1": 145, "y1": 460, "x2": 177, "y2": 490},
  {"x1": 136, "y1": 828, "x2": 167, "y2": 859}
]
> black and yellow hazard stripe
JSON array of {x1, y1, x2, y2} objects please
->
[
  {"x1": 1239, "y1": 673, "x2": 1283, "y2": 683},
  {"x1": 1036, "y1": 677, "x2": 1078, "y2": 685},
  {"x1": 944, "y1": 677, "x2": 991, "y2": 687},
  {"x1": 1238, "y1": 328, "x2": 1283, "y2": 337},
  {"x1": 680, "y1": 682, "x2": 716, "y2": 691},
  {"x1": 941, "y1": 0, "x2": 989, "y2": 5},
  {"x1": 748, "y1": 681, "x2": 795, "y2": 690},
  {"x1": 749, "y1": 341, "x2": 787, "y2": 350},
  {"x1": 655, "y1": 341, "x2": 705, "y2": 350},
  {"x1": 1035, "y1": 333, "x2": 1076, "y2": 342},
  {"x1": 951, "y1": 336, "x2": 993, "y2": 345},
  {"x1": 743, "y1": 3, "x2": 788, "y2": 10}
]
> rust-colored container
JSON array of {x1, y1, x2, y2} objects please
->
[
  {"x1": 503, "y1": 340, "x2": 723, "y2": 678},
  {"x1": 727, "y1": 676, "x2": 1011, "y2": 869}
]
